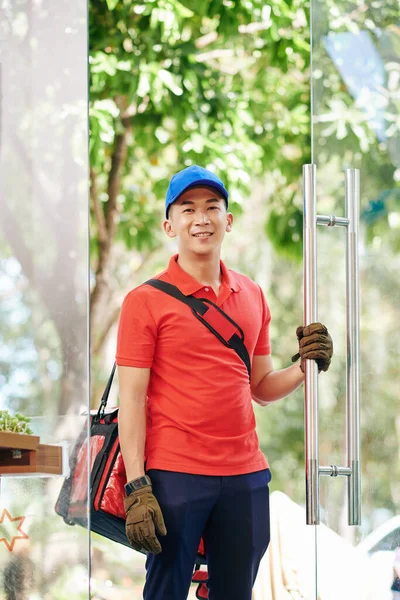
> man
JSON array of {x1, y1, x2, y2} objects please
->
[{"x1": 116, "y1": 165, "x2": 333, "y2": 600}]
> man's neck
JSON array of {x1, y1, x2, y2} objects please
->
[{"x1": 177, "y1": 252, "x2": 222, "y2": 292}]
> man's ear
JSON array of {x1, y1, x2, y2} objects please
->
[
  {"x1": 226, "y1": 212, "x2": 233, "y2": 233},
  {"x1": 163, "y1": 219, "x2": 176, "y2": 238}
]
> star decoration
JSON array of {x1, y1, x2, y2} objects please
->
[{"x1": 0, "y1": 509, "x2": 29, "y2": 552}]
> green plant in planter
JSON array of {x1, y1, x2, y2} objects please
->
[{"x1": 0, "y1": 410, "x2": 33, "y2": 435}]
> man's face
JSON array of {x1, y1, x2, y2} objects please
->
[{"x1": 163, "y1": 186, "x2": 233, "y2": 257}]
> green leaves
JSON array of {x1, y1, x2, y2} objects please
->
[
  {"x1": 89, "y1": 102, "x2": 118, "y2": 164},
  {"x1": 88, "y1": 0, "x2": 313, "y2": 263},
  {"x1": 265, "y1": 203, "x2": 303, "y2": 262},
  {"x1": 0, "y1": 410, "x2": 33, "y2": 434},
  {"x1": 157, "y1": 69, "x2": 183, "y2": 95},
  {"x1": 105, "y1": 0, "x2": 119, "y2": 11},
  {"x1": 88, "y1": 0, "x2": 314, "y2": 315}
]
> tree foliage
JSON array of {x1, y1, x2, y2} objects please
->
[
  {"x1": 88, "y1": 0, "x2": 312, "y2": 356},
  {"x1": 89, "y1": 0, "x2": 400, "y2": 365}
]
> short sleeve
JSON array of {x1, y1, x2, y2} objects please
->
[
  {"x1": 116, "y1": 290, "x2": 157, "y2": 368},
  {"x1": 253, "y1": 286, "x2": 272, "y2": 356}
]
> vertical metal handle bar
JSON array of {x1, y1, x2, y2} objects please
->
[
  {"x1": 303, "y1": 164, "x2": 320, "y2": 525},
  {"x1": 345, "y1": 169, "x2": 361, "y2": 525}
]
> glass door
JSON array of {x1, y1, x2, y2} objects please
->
[
  {"x1": 0, "y1": 1, "x2": 90, "y2": 598},
  {"x1": 310, "y1": 1, "x2": 400, "y2": 598}
]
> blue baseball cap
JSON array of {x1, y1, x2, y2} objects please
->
[{"x1": 165, "y1": 165, "x2": 229, "y2": 217}]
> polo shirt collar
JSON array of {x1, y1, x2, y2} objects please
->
[
  {"x1": 167, "y1": 254, "x2": 241, "y2": 296},
  {"x1": 220, "y1": 258, "x2": 241, "y2": 293}
]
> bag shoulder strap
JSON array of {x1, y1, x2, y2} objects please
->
[
  {"x1": 95, "y1": 362, "x2": 116, "y2": 421},
  {"x1": 145, "y1": 278, "x2": 251, "y2": 380},
  {"x1": 98, "y1": 279, "x2": 252, "y2": 417}
]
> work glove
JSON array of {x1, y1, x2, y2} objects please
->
[
  {"x1": 291, "y1": 322, "x2": 333, "y2": 373},
  {"x1": 123, "y1": 482, "x2": 167, "y2": 554}
]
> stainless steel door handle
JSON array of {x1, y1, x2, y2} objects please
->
[
  {"x1": 345, "y1": 169, "x2": 361, "y2": 526},
  {"x1": 302, "y1": 164, "x2": 361, "y2": 526},
  {"x1": 303, "y1": 164, "x2": 320, "y2": 526}
]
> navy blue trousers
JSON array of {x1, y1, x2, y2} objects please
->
[{"x1": 143, "y1": 468, "x2": 271, "y2": 600}]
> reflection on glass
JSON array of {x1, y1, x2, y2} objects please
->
[
  {"x1": 0, "y1": 0, "x2": 89, "y2": 598},
  {"x1": 324, "y1": 31, "x2": 386, "y2": 142},
  {"x1": 312, "y1": 1, "x2": 400, "y2": 599}
]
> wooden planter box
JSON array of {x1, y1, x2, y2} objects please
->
[{"x1": 0, "y1": 431, "x2": 63, "y2": 475}]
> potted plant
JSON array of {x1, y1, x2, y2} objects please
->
[
  {"x1": 0, "y1": 410, "x2": 34, "y2": 435},
  {"x1": 0, "y1": 410, "x2": 63, "y2": 475}
]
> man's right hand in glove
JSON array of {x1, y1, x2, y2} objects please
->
[{"x1": 123, "y1": 477, "x2": 167, "y2": 554}]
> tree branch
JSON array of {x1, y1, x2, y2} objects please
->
[
  {"x1": 90, "y1": 115, "x2": 130, "y2": 336},
  {"x1": 90, "y1": 165, "x2": 107, "y2": 245},
  {"x1": 91, "y1": 247, "x2": 159, "y2": 356},
  {"x1": 92, "y1": 304, "x2": 121, "y2": 355},
  {"x1": 104, "y1": 130, "x2": 128, "y2": 246},
  {"x1": 0, "y1": 194, "x2": 34, "y2": 282}
]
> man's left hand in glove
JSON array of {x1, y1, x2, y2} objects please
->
[{"x1": 291, "y1": 322, "x2": 333, "y2": 373}]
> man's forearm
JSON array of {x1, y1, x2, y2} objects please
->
[
  {"x1": 117, "y1": 365, "x2": 150, "y2": 483},
  {"x1": 119, "y1": 398, "x2": 147, "y2": 482},
  {"x1": 252, "y1": 362, "x2": 304, "y2": 406}
]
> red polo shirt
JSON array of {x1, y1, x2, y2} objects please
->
[{"x1": 116, "y1": 255, "x2": 271, "y2": 476}]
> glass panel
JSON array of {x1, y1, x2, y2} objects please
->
[
  {"x1": 311, "y1": 1, "x2": 400, "y2": 598},
  {"x1": 0, "y1": 0, "x2": 90, "y2": 598}
]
